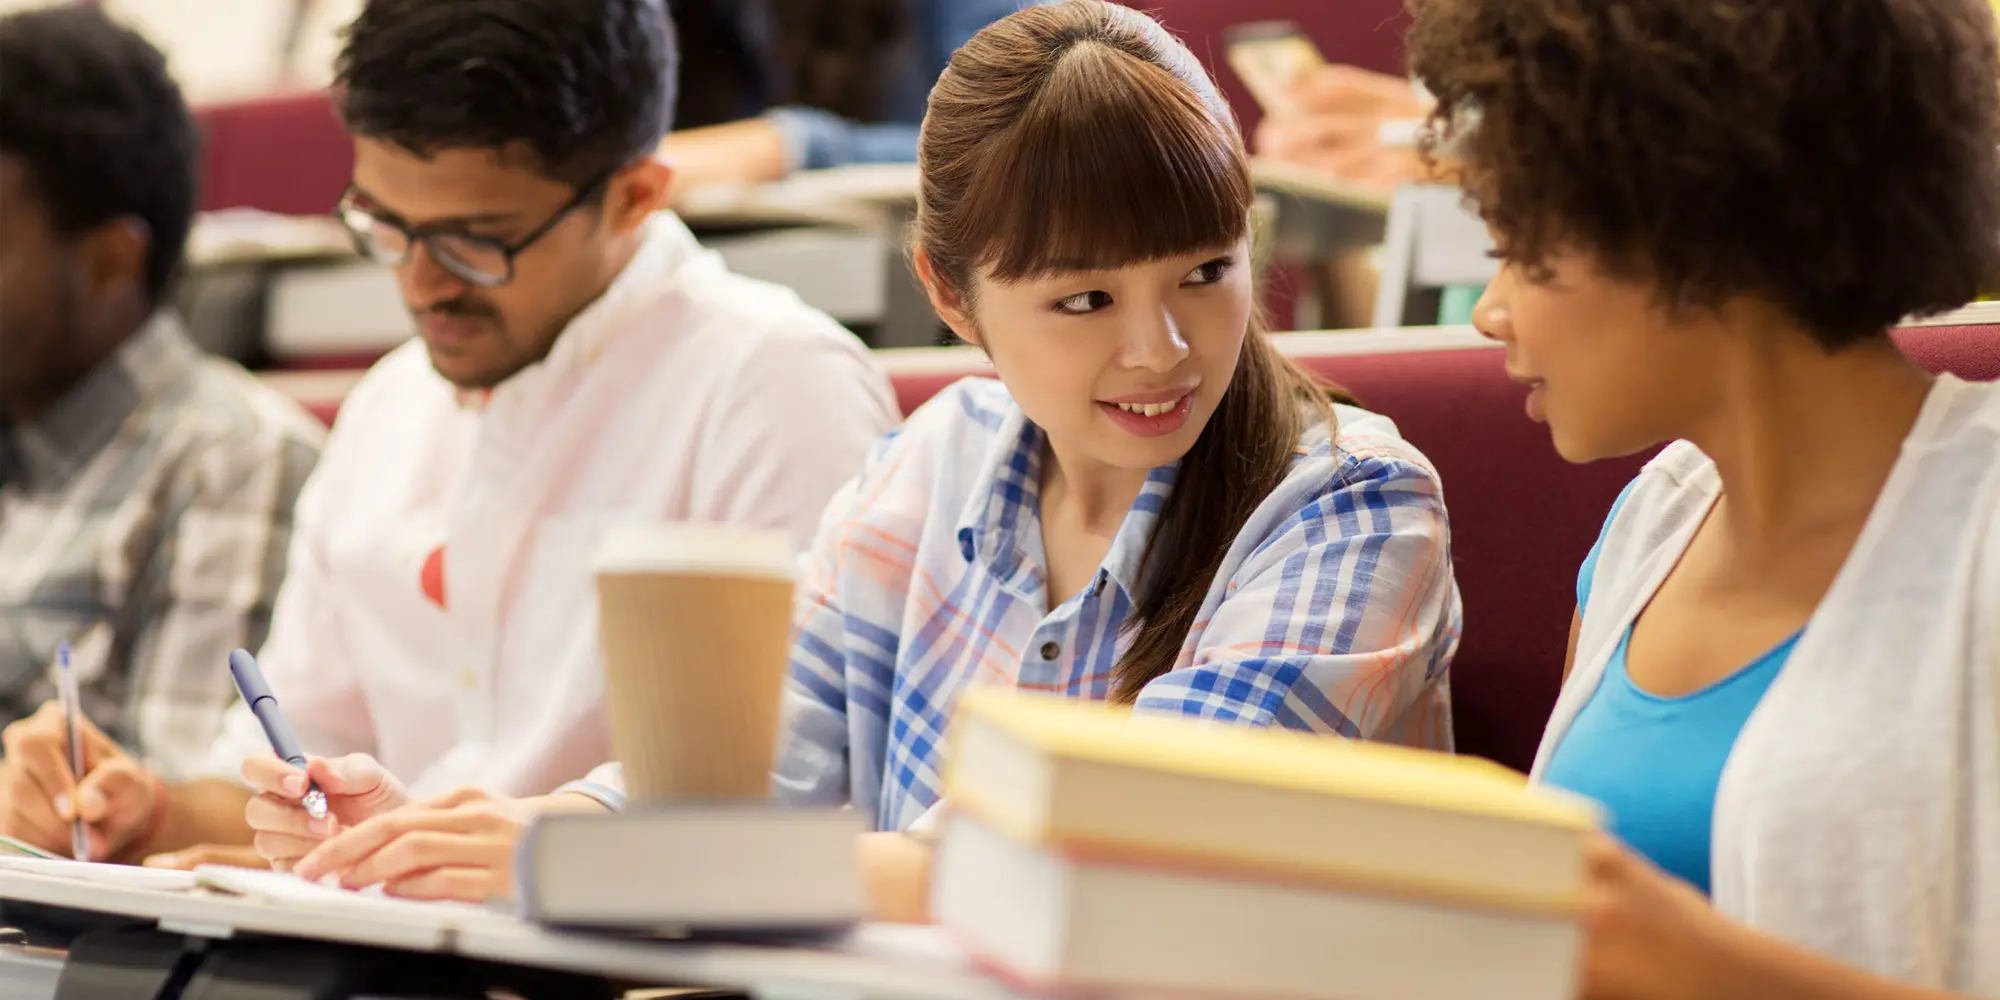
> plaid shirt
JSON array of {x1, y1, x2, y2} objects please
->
[
  {"x1": 572, "y1": 378, "x2": 1459, "y2": 826},
  {"x1": 0, "y1": 315, "x2": 322, "y2": 777}
]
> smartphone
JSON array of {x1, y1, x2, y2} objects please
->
[{"x1": 1224, "y1": 20, "x2": 1326, "y2": 114}]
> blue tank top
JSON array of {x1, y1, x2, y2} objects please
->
[{"x1": 1541, "y1": 483, "x2": 1795, "y2": 895}]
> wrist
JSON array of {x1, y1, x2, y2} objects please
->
[
  {"x1": 1689, "y1": 911, "x2": 1768, "y2": 1000},
  {"x1": 539, "y1": 791, "x2": 614, "y2": 815}
]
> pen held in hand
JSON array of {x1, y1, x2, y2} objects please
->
[
  {"x1": 55, "y1": 642, "x2": 88, "y2": 862},
  {"x1": 228, "y1": 649, "x2": 327, "y2": 820}
]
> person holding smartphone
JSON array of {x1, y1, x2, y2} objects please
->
[{"x1": 1235, "y1": 20, "x2": 1432, "y2": 198}]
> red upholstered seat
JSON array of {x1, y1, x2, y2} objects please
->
[
  {"x1": 197, "y1": 92, "x2": 352, "y2": 215},
  {"x1": 1301, "y1": 349, "x2": 1644, "y2": 769},
  {"x1": 884, "y1": 322, "x2": 2000, "y2": 771}
]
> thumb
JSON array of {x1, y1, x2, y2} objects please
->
[{"x1": 71, "y1": 771, "x2": 112, "y2": 823}]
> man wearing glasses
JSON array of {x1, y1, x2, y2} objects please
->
[{"x1": 0, "y1": 0, "x2": 897, "y2": 873}]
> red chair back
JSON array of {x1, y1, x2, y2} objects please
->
[{"x1": 197, "y1": 93, "x2": 351, "y2": 215}]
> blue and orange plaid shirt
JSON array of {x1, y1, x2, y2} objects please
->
[{"x1": 571, "y1": 378, "x2": 1460, "y2": 827}]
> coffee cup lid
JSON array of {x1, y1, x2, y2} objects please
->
[{"x1": 592, "y1": 521, "x2": 798, "y2": 579}]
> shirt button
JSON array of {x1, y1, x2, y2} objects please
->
[{"x1": 1040, "y1": 641, "x2": 1060, "y2": 661}]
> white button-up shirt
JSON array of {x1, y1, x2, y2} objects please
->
[{"x1": 204, "y1": 214, "x2": 898, "y2": 798}]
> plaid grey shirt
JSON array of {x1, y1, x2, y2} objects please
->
[{"x1": 0, "y1": 314, "x2": 323, "y2": 778}]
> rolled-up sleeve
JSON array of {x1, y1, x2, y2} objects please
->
[{"x1": 1134, "y1": 452, "x2": 1460, "y2": 750}]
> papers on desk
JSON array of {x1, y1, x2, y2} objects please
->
[
  {"x1": 677, "y1": 160, "x2": 1389, "y2": 231},
  {"x1": 0, "y1": 856, "x2": 196, "y2": 891},
  {"x1": 0, "y1": 861, "x2": 1024, "y2": 999},
  {"x1": 188, "y1": 208, "x2": 356, "y2": 267},
  {"x1": 0, "y1": 859, "x2": 512, "y2": 952},
  {"x1": 677, "y1": 164, "x2": 919, "y2": 231}
]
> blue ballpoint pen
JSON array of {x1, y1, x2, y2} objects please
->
[{"x1": 227, "y1": 649, "x2": 327, "y2": 820}]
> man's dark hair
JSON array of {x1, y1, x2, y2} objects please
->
[
  {"x1": 0, "y1": 6, "x2": 198, "y2": 309},
  {"x1": 335, "y1": 0, "x2": 677, "y2": 187},
  {"x1": 1409, "y1": 0, "x2": 2000, "y2": 348}
]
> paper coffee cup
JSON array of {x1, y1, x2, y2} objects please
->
[{"x1": 593, "y1": 522, "x2": 798, "y2": 803}]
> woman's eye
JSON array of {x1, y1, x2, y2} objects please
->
[
  {"x1": 1054, "y1": 290, "x2": 1114, "y2": 315},
  {"x1": 1183, "y1": 257, "x2": 1236, "y2": 285}
]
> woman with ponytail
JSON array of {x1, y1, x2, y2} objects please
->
[
  {"x1": 318, "y1": 0, "x2": 1463, "y2": 917},
  {"x1": 752, "y1": 0, "x2": 1462, "y2": 917}
]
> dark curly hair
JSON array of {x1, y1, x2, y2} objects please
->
[
  {"x1": 335, "y1": 0, "x2": 675, "y2": 187},
  {"x1": 1407, "y1": 0, "x2": 2000, "y2": 348},
  {"x1": 0, "y1": 5, "x2": 197, "y2": 309}
]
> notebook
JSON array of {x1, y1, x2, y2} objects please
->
[{"x1": 0, "y1": 856, "x2": 197, "y2": 891}]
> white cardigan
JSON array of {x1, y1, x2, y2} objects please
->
[{"x1": 1530, "y1": 374, "x2": 2000, "y2": 994}]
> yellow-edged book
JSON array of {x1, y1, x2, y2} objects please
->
[
  {"x1": 943, "y1": 687, "x2": 1599, "y2": 915},
  {"x1": 930, "y1": 690, "x2": 1599, "y2": 1000}
]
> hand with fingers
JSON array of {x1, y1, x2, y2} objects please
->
[
  {"x1": 1577, "y1": 832, "x2": 1739, "y2": 1000},
  {"x1": 0, "y1": 701, "x2": 160, "y2": 861},
  {"x1": 240, "y1": 752, "x2": 409, "y2": 872},
  {"x1": 1252, "y1": 64, "x2": 1435, "y2": 194},
  {"x1": 292, "y1": 786, "x2": 534, "y2": 903}
]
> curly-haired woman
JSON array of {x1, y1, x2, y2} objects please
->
[{"x1": 1410, "y1": 0, "x2": 2000, "y2": 995}]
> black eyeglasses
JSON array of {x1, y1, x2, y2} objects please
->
[{"x1": 335, "y1": 171, "x2": 614, "y2": 287}]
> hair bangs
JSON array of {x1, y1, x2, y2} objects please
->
[{"x1": 955, "y1": 41, "x2": 1252, "y2": 283}]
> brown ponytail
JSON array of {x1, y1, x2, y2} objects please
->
[{"x1": 915, "y1": 0, "x2": 1349, "y2": 701}]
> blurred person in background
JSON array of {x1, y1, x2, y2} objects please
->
[
  {"x1": 0, "y1": 0, "x2": 897, "y2": 877},
  {"x1": 660, "y1": 0, "x2": 1049, "y2": 198},
  {"x1": 1254, "y1": 64, "x2": 1433, "y2": 197},
  {"x1": 0, "y1": 5, "x2": 325, "y2": 858}
]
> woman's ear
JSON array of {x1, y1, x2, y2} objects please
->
[{"x1": 913, "y1": 247, "x2": 981, "y2": 348}]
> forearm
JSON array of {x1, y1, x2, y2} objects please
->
[
  {"x1": 660, "y1": 118, "x2": 790, "y2": 192},
  {"x1": 525, "y1": 792, "x2": 612, "y2": 816},
  {"x1": 116, "y1": 778, "x2": 253, "y2": 862},
  {"x1": 1709, "y1": 924, "x2": 1963, "y2": 1000}
]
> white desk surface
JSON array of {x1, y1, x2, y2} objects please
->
[
  {"x1": 674, "y1": 159, "x2": 1389, "y2": 231},
  {"x1": 0, "y1": 869, "x2": 1022, "y2": 1000}
]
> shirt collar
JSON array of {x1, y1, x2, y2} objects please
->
[
  {"x1": 954, "y1": 399, "x2": 1181, "y2": 601},
  {"x1": 7, "y1": 312, "x2": 196, "y2": 492},
  {"x1": 477, "y1": 213, "x2": 699, "y2": 416}
]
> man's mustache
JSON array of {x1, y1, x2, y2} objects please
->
[{"x1": 415, "y1": 299, "x2": 497, "y2": 321}]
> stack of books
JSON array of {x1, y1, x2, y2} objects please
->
[{"x1": 929, "y1": 690, "x2": 1599, "y2": 1000}]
